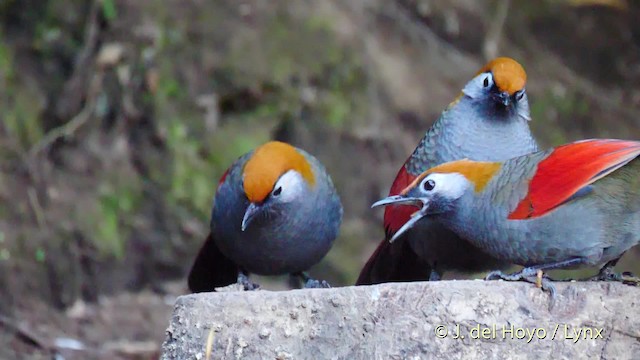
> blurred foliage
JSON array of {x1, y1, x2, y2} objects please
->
[
  {"x1": 0, "y1": 33, "x2": 43, "y2": 150},
  {"x1": 101, "y1": 0, "x2": 117, "y2": 21},
  {"x1": 93, "y1": 181, "x2": 142, "y2": 259},
  {"x1": 529, "y1": 90, "x2": 590, "y2": 145},
  {"x1": 566, "y1": 0, "x2": 628, "y2": 9},
  {"x1": 220, "y1": 11, "x2": 368, "y2": 130},
  {"x1": 0, "y1": 230, "x2": 8, "y2": 262}
]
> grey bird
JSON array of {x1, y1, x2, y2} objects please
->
[
  {"x1": 188, "y1": 141, "x2": 343, "y2": 292},
  {"x1": 357, "y1": 57, "x2": 538, "y2": 285},
  {"x1": 372, "y1": 139, "x2": 640, "y2": 301}
]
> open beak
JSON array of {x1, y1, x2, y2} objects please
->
[
  {"x1": 371, "y1": 195, "x2": 431, "y2": 243},
  {"x1": 241, "y1": 203, "x2": 261, "y2": 231}
]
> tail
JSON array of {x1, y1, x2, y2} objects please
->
[
  {"x1": 356, "y1": 237, "x2": 432, "y2": 285},
  {"x1": 187, "y1": 233, "x2": 239, "y2": 293}
]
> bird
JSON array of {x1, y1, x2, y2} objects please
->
[
  {"x1": 357, "y1": 57, "x2": 539, "y2": 285},
  {"x1": 187, "y1": 141, "x2": 343, "y2": 292},
  {"x1": 372, "y1": 139, "x2": 640, "y2": 300}
]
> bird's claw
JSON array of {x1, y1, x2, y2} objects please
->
[
  {"x1": 587, "y1": 265, "x2": 620, "y2": 282},
  {"x1": 237, "y1": 272, "x2": 260, "y2": 291},
  {"x1": 304, "y1": 279, "x2": 331, "y2": 289},
  {"x1": 584, "y1": 267, "x2": 640, "y2": 286},
  {"x1": 485, "y1": 268, "x2": 557, "y2": 310},
  {"x1": 537, "y1": 276, "x2": 557, "y2": 309},
  {"x1": 295, "y1": 272, "x2": 331, "y2": 289},
  {"x1": 620, "y1": 272, "x2": 640, "y2": 286},
  {"x1": 485, "y1": 270, "x2": 516, "y2": 281},
  {"x1": 484, "y1": 268, "x2": 538, "y2": 281}
]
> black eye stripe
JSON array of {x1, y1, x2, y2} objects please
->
[
  {"x1": 483, "y1": 77, "x2": 489, "y2": 88},
  {"x1": 273, "y1": 186, "x2": 282, "y2": 196}
]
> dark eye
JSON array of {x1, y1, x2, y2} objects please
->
[
  {"x1": 483, "y1": 76, "x2": 490, "y2": 88},
  {"x1": 272, "y1": 186, "x2": 282, "y2": 196},
  {"x1": 515, "y1": 90, "x2": 524, "y2": 101},
  {"x1": 423, "y1": 179, "x2": 435, "y2": 191}
]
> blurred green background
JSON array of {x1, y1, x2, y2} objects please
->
[{"x1": 0, "y1": 0, "x2": 639, "y2": 358}]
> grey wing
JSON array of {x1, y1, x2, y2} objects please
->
[{"x1": 487, "y1": 149, "x2": 552, "y2": 215}]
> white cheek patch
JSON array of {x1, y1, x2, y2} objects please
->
[
  {"x1": 462, "y1": 73, "x2": 493, "y2": 99},
  {"x1": 273, "y1": 170, "x2": 305, "y2": 202},
  {"x1": 425, "y1": 173, "x2": 468, "y2": 199}
]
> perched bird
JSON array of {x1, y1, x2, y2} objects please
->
[
  {"x1": 188, "y1": 141, "x2": 343, "y2": 292},
  {"x1": 357, "y1": 57, "x2": 538, "y2": 285},
  {"x1": 372, "y1": 139, "x2": 640, "y2": 298}
]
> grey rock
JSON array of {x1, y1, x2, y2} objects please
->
[{"x1": 161, "y1": 281, "x2": 640, "y2": 359}]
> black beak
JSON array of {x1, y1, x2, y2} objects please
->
[
  {"x1": 241, "y1": 203, "x2": 261, "y2": 231},
  {"x1": 371, "y1": 195, "x2": 424, "y2": 209},
  {"x1": 372, "y1": 195, "x2": 431, "y2": 243},
  {"x1": 496, "y1": 91, "x2": 511, "y2": 107}
]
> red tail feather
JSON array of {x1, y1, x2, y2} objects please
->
[{"x1": 509, "y1": 139, "x2": 640, "y2": 220}]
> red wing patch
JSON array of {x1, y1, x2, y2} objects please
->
[
  {"x1": 509, "y1": 139, "x2": 640, "y2": 220},
  {"x1": 383, "y1": 165, "x2": 418, "y2": 236}
]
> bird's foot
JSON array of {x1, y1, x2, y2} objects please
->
[
  {"x1": 584, "y1": 265, "x2": 620, "y2": 282},
  {"x1": 294, "y1": 272, "x2": 331, "y2": 289},
  {"x1": 485, "y1": 268, "x2": 557, "y2": 309},
  {"x1": 586, "y1": 268, "x2": 640, "y2": 285},
  {"x1": 580, "y1": 258, "x2": 640, "y2": 286},
  {"x1": 304, "y1": 279, "x2": 331, "y2": 288},
  {"x1": 237, "y1": 272, "x2": 260, "y2": 291},
  {"x1": 485, "y1": 267, "x2": 538, "y2": 281},
  {"x1": 620, "y1": 272, "x2": 640, "y2": 286}
]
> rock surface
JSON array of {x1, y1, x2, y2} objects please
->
[{"x1": 161, "y1": 281, "x2": 640, "y2": 359}]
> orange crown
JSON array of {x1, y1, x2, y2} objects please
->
[
  {"x1": 477, "y1": 57, "x2": 527, "y2": 95},
  {"x1": 243, "y1": 141, "x2": 315, "y2": 203}
]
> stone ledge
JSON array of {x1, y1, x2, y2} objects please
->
[{"x1": 160, "y1": 280, "x2": 640, "y2": 359}]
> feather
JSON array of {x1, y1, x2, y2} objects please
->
[
  {"x1": 217, "y1": 167, "x2": 230, "y2": 190},
  {"x1": 188, "y1": 233, "x2": 239, "y2": 292},
  {"x1": 509, "y1": 139, "x2": 640, "y2": 219}
]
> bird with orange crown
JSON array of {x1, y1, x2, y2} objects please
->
[
  {"x1": 373, "y1": 139, "x2": 640, "y2": 305},
  {"x1": 188, "y1": 141, "x2": 343, "y2": 292},
  {"x1": 358, "y1": 57, "x2": 539, "y2": 285}
]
